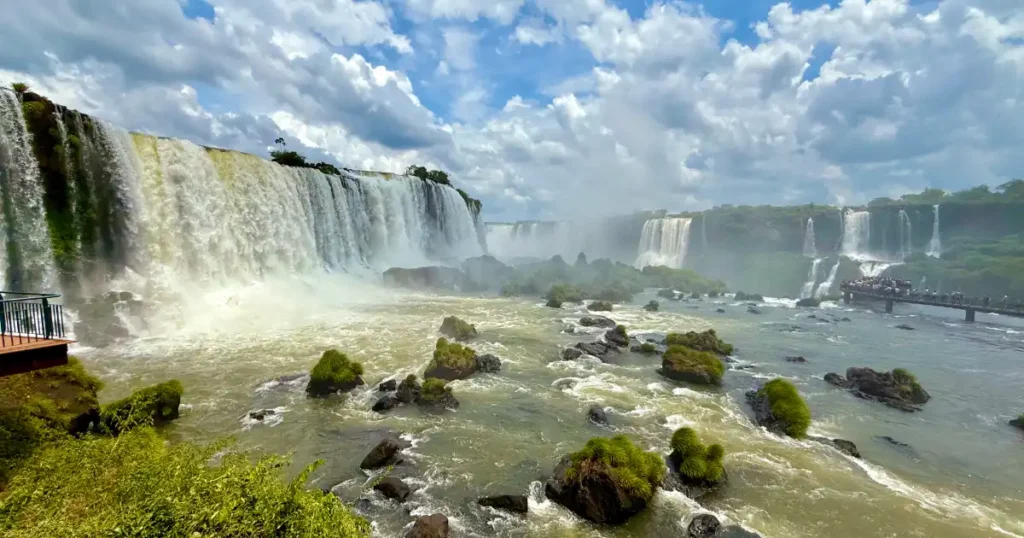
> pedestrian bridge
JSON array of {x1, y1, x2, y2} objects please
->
[
  {"x1": 0, "y1": 291, "x2": 72, "y2": 377},
  {"x1": 840, "y1": 284, "x2": 1024, "y2": 322}
]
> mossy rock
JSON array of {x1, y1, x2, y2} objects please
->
[
  {"x1": 588, "y1": 301, "x2": 613, "y2": 312},
  {"x1": 305, "y1": 350, "x2": 365, "y2": 398},
  {"x1": 605, "y1": 324, "x2": 629, "y2": 347},
  {"x1": 100, "y1": 380, "x2": 183, "y2": 435},
  {"x1": 425, "y1": 338, "x2": 477, "y2": 381},
  {"x1": 658, "y1": 346, "x2": 725, "y2": 386},
  {"x1": 665, "y1": 329, "x2": 734, "y2": 356},
  {"x1": 665, "y1": 428, "x2": 726, "y2": 498},
  {"x1": 637, "y1": 342, "x2": 658, "y2": 355},
  {"x1": 745, "y1": 379, "x2": 810, "y2": 439},
  {"x1": 734, "y1": 291, "x2": 764, "y2": 302},
  {"x1": 546, "y1": 284, "x2": 585, "y2": 304},
  {"x1": 544, "y1": 435, "x2": 665, "y2": 524},
  {"x1": 643, "y1": 300, "x2": 659, "y2": 312},
  {"x1": 416, "y1": 378, "x2": 459, "y2": 410},
  {"x1": 439, "y1": 316, "x2": 477, "y2": 341},
  {"x1": 546, "y1": 297, "x2": 563, "y2": 308},
  {"x1": 1010, "y1": 414, "x2": 1024, "y2": 431},
  {"x1": 891, "y1": 368, "x2": 929, "y2": 404}
]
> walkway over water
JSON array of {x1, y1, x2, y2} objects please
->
[
  {"x1": 0, "y1": 291, "x2": 71, "y2": 377},
  {"x1": 840, "y1": 284, "x2": 1024, "y2": 322}
]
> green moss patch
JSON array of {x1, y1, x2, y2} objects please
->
[
  {"x1": 892, "y1": 368, "x2": 928, "y2": 403},
  {"x1": 306, "y1": 350, "x2": 364, "y2": 397},
  {"x1": 565, "y1": 435, "x2": 665, "y2": 502},
  {"x1": 759, "y1": 379, "x2": 811, "y2": 439},
  {"x1": 427, "y1": 338, "x2": 476, "y2": 374},
  {"x1": 669, "y1": 428, "x2": 725, "y2": 483},
  {"x1": 661, "y1": 345, "x2": 725, "y2": 385},
  {"x1": 99, "y1": 380, "x2": 183, "y2": 434},
  {"x1": 419, "y1": 378, "x2": 452, "y2": 404},
  {"x1": 665, "y1": 329, "x2": 734, "y2": 356},
  {"x1": 639, "y1": 343, "x2": 657, "y2": 354},
  {"x1": 439, "y1": 316, "x2": 477, "y2": 341}
]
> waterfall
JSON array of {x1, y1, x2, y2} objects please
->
[
  {"x1": 898, "y1": 209, "x2": 912, "y2": 261},
  {"x1": 0, "y1": 91, "x2": 60, "y2": 292},
  {"x1": 701, "y1": 213, "x2": 708, "y2": 255},
  {"x1": 815, "y1": 259, "x2": 841, "y2": 298},
  {"x1": 841, "y1": 210, "x2": 872, "y2": 260},
  {"x1": 802, "y1": 218, "x2": 817, "y2": 258},
  {"x1": 927, "y1": 204, "x2": 942, "y2": 258},
  {"x1": 0, "y1": 95, "x2": 483, "y2": 299},
  {"x1": 485, "y1": 221, "x2": 571, "y2": 260},
  {"x1": 634, "y1": 217, "x2": 692, "y2": 269},
  {"x1": 800, "y1": 258, "x2": 822, "y2": 299}
]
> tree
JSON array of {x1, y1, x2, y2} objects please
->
[
  {"x1": 11, "y1": 82, "x2": 29, "y2": 94},
  {"x1": 997, "y1": 179, "x2": 1024, "y2": 200},
  {"x1": 274, "y1": 137, "x2": 286, "y2": 147}
]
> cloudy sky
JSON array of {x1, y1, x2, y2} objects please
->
[{"x1": 1, "y1": 0, "x2": 1021, "y2": 221}]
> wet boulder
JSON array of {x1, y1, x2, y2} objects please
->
[
  {"x1": 416, "y1": 379, "x2": 460, "y2": 410},
  {"x1": 374, "y1": 477, "x2": 411, "y2": 502},
  {"x1": 247, "y1": 409, "x2": 276, "y2": 421},
  {"x1": 406, "y1": 514, "x2": 449, "y2": 538},
  {"x1": 478, "y1": 494, "x2": 528, "y2": 514},
  {"x1": 716, "y1": 308, "x2": 726, "y2": 313},
  {"x1": 574, "y1": 341, "x2": 622, "y2": 362},
  {"x1": 587, "y1": 405, "x2": 609, "y2": 425},
  {"x1": 746, "y1": 306, "x2": 762, "y2": 315},
  {"x1": 809, "y1": 436, "x2": 861, "y2": 458},
  {"x1": 474, "y1": 354, "x2": 502, "y2": 374},
  {"x1": 360, "y1": 438, "x2": 405, "y2": 470},
  {"x1": 579, "y1": 315, "x2": 616, "y2": 328},
  {"x1": 560, "y1": 347, "x2": 584, "y2": 361},
  {"x1": 687, "y1": 514, "x2": 721, "y2": 538},
  {"x1": 658, "y1": 346, "x2": 725, "y2": 386},
  {"x1": 604, "y1": 325, "x2": 629, "y2": 347},
  {"x1": 785, "y1": 356, "x2": 807, "y2": 363},
  {"x1": 588, "y1": 301, "x2": 613, "y2": 312},
  {"x1": 1011, "y1": 415, "x2": 1024, "y2": 431},
  {"x1": 895, "y1": 324, "x2": 915, "y2": 331},
  {"x1": 305, "y1": 350, "x2": 365, "y2": 398},
  {"x1": 644, "y1": 300, "x2": 660, "y2": 312},
  {"x1": 439, "y1": 316, "x2": 477, "y2": 341},
  {"x1": 824, "y1": 373, "x2": 847, "y2": 387},
  {"x1": 425, "y1": 338, "x2": 478, "y2": 381},
  {"x1": 372, "y1": 395, "x2": 399, "y2": 413},
  {"x1": 745, "y1": 379, "x2": 810, "y2": 439},
  {"x1": 546, "y1": 297, "x2": 563, "y2": 308},
  {"x1": 796, "y1": 298, "x2": 821, "y2": 308},
  {"x1": 396, "y1": 375, "x2": 421, "y2": 404},
  {"x1": 825, "y1": 367, "x2": 930, "y2": 412},
  {"x1": 378, "y1": 379, "x2": 397, "y2": 392}
]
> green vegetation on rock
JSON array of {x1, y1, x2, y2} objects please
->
[
  {"x1": 427, "y1": 338, "x2": 476, "y2": 375},
  {"x1": 892, "y1": 368, "x2": 928, "y2": 403},
  {"x1": 305, "y1": 350, "x2": 364, "y2": 397},
  {"x1": 643, "y1": 300, "x2": 659, "y2": 312},
  {"x1": 638, "y1": 342, "x2": 657, "y2": 354},
  {"x1": 758, "y1": 379, "x2": 811, "y2": 439},
  {"x1": 661, "y1": 345, "x2": 725, "y2": 386},
  {"x1": 665, "y1": 329, "x2": 734, "y2": 356},
  {"x1": 419, "y1": 378, "x2": 453, "y2": 404},
  {"x1": 546, "y1": 284, "x2": 585, "y2": 304},
  {"x1": 99, "y1": 380, "x2": 183, "y2": 434},
  {"x1": 0, "y1": 427, "x2": 370, "y2": 538},
  {"x1": 546, "y1": 297, "x2": 563, "y2": 308},
  {"x1": 565, "y1": 435, "x2": 665, "y2": 502},
  {"x1": 439, "y1": 315, "x2": 477, "y2": 341},
  {"x1": 588, "y1": 300, "x2": 613, "y2": 312},
  {"x1": 11, "y1": 82, "x2": 29, "y2": 93},
  {"x1": 670, "y1": 427, "x2": 725, "y2": 483}
]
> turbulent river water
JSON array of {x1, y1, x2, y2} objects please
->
[{"x1": 73, "y1": 277, "x2": 1024, "y2": 538}]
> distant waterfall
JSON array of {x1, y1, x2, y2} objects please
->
[
  {"x1": 800, "y1": 258, "x2": 822, "y2": 299},
  {"x1": 802, "y1": 218, "x2": 817, "y2": 258},
  {"x1": 841, "y1": 210, "x2": 871, "y2": 260},
  {"x1": 701, "y1": 213, "x2": 708, "y2": 255},
  {"x1": 927, "y1": 205, "x2": 942, "y2": 258},
  {"x1": 634, "y1": 217, "x2": 692, "y2": 269},
  {"x1": 815, "y1": 259, "x2": 841, "y2": 298},
  {"x1": 898, "y1": 209, "x2": 912, "y2": 260}
]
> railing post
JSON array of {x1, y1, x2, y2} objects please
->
[{"x1": 41, "y1": 298, "x2": 53, "y2": 339}]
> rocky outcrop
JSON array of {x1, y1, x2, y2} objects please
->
[
  {"x1": 544, "y1": 456, "x2": 653, "y2": 525},
  {"x1": 796, "y1": 298, "x2": 821, "y2": 307},
  {"x1": 406, "y1": 514, "x2": 449, "y2": 538},
  {"x1": 747, "y1": 306, "x2": 762, "y2": 315},
  {"x1": 439, "y1": 316, "x2": 477, "y2": 341},
  {"x1": 686, "y1": 514, "x2": 763, "y2": 538},
  {"x1": 735, "y1": 292, "x2": 765, "y2": 302},
  {"x1": 546, "y1": 298, "x2": 563, "y2": 308},
  {"x1": 658, "y1": 346, "x2": 725, "y2": 386},
  {"x1": 305, "y1": 350, "x2": 365, "y2": 398},
  {"x1": 560, "y1": 347, "x2": 584, "y2": 361},
  {"x1": 588, "y1": 301, "x2": 613, "y2": 312},
  {"x1": 417, "y1": 379, "x2": 460, "y2": 410},
  {"x1": 374, "y1": 477, "x2": 411, "y2": 502},
  {"x1": 360, "y1": 438, "x2": 405, "y2": 470},
  {"x1": 478, "y1": 494, "x2": 528, "y2": 514},
  {"x1": 425, "y1": 338, "x2": 478, "y2": 381},
  {"x1": 745, "y1": 379, "x2": 810, "y2": 438},
  {"x1": 372, "y1": 395, "x2": 398, "y2": 412},
  {"x1": 604, "y1": 325, "x2": 629, "y2": 347},
  {"x1": 588, "y1": 405, "x2": 609, "y2": 425},
  {"x1": 644, "y1": 300, "x2": 659, "y2": 312},
  {"x1": 378, "y1": 379, "x2": 397, "y2": 392},
  {"x1": 579, "y1": 315, "x2": 616, "y2": 328},
  {"x1": 461, "y1": 255, "x2": 514, "y2": 292},
  {"x1": 824, "y1": 367, "x2": 930, "y2": 412},
  {"x1": 383, "y1": 266, "x2": 467, "y2": 291},
  {"x1": 475, "y1": 354, "x2": 502, "y2": 373},
  {"x1": 573, "y1": 341, "x2": 622, "y2": 362},
  {"x1": 895, "y1": 324, "x2": 915, "y2": 331},
  {"x1": 396, "y1": 376, "x2": 421, "y2": 404},
  {"x1": 785, "y1": 356, "x2": 807, "y2": 363},
  {"x1": 1010, "y1": 416, "x2": 1024, "y2": 431}
]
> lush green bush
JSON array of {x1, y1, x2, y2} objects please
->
[
  {"x1": 439, "y1": 316, "x2": 477, "y2": 341},
  {"x1": 670, "y1": 427, "x2": 725, "y2": 483},
  {"x1": 565, "y1": 435, "x2": 665, "y2": 501},
  {"x1": 662, "y1": 346, "x2": 725, "y2": 385},
  {"x1": 419, "y1": 378, "x2": 452, "y2": 404},
  {"x1": 305, "y1": 350, "x2": 364, "y2": 397},
  {"x1": 428, "y1": 338, "x2": 476, "y2": 373},
  {"x1": 665, "y1": 329, "x2": 734, "y2": 356},
  {"x1": 0, "y1": 427, "x2": 370, "y2": 538},
  {"x1": 546, "y1": 284, "x2": 585, "y2": 304},
  {"x1": 99, "y1": 380, "x2": 183, "y2": 434},
  {"x1": 759, "y1": 379, "x2": 810, "y2": 439}
]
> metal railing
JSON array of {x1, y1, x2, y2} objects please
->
[{"x1": 0, "y1": 291, "x2": 66, "y2": 348}]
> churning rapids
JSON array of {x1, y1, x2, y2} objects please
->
[{"x1": 81, "y1": 283, "x2": 1024, "y2": 538}]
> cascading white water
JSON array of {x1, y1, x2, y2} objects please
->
[
  {"x1": 802, "y1": 218, "x2": 817, "y2": 258},
  {"x1": 0, "y1": 90, "x2": 60, "y2": 292},
  {"x1": 815, "y1": 259, "x2": 841, "y2": 298},
  {"x1": 841, "y1": 210, "x2": 871, "y2": 260},
  {"x1": 899, "y1": 209, "x2": 912, "y2": 261},
  {"x1": 634, "y1": 217, "x2": 692, "y2": 269},
  {"x1": 800, "y1": 258, "x2": 822, "y2": 299},
  {"x1": 701, "y1": 213, "x2": 708, "y2": 255},
  {"x1": 927, "y1": 204, "x2": 942, "y2": 258},
  {"x1": 485, "y1": 221, "x2": 574, "y2": 260}
]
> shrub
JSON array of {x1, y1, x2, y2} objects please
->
[
  {"x1": 419, "y1": 378, "x2": 452, "y2": 404},
  {"x1": 270, "y1": 149, "x2": 310, "y2": 167},
  {"x1": 662, "y1": 346, "x2": 725, "y2": 385},
  {"x1": 565, "y1": 435, "x2": 665, "y2": 502},
  {"x1": 99, "y1": 380, "x2": 183, "y2": 434},
  {"x1": 546, "y1": 297, "x2": 563, "y2": 308},
  {"x1": 759, "y1": 378, "x2": 811, "y2": 438},
  {"x1": 639, "y1": 343, "x2": 657, "y2": 354},
  {"x1": 439, "y1": 316, "x2": 477, "y2": 341},
  {"x1": 305, "y1": 350, "x2": 364, "y2": 397},
  {"x1": 670, "y1": 427, "x2": 725, "y2": 483},
  {"x1": 427, "y1": 338, "x2": 476, "y2": 373},
  {"x1": 665, "y1": 329, "x2": 734, "y2": 356},
  {"x1": 657, "y1": 288, "x2": 676, "y2": 299},
  {"x1": 11, "y1": 82, "x2": 29, "y2": 94},
  {"x1": 546, "y1": 284, "x2": 584, "y2": 304},
  {"x1": 0, "y1": 427, "x2": 370, "y2": 537}
]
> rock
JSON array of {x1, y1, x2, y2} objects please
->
[
  {"x1": 574, "y1": 341, "x2": 622, "y2": 362},
  {"x1": 478, "y1": 494, "x2": 528, "y2": 514},
  {"x1": 425, "y1": 339, "x2": 479, "y2": 381},
  {"x1": 373, "y1": 477, "x2": 411, "y2": 502},
  {"x1": 840, "y1": 317, "x2": 852, "y2": 322},
  {"x1": 396, "y1": 376, "x2": 421, "y2": 404},
  {"x1": 796, "y1": 298, "x2": 821, "y2": 307},
  {"x1": 461, "y1": 255, "x2": 514, "y2": 292},
  {"x1": 372, "y1": 395, "x2": 398, "y2": 413},
  {"x1": 546, "y1": 297, "x2": 563, "y2": 308},
  {"x1": 876, "y1": 436, "x2": 913, "y2": 450},
  {"x1": 744, "y1": 385, "x2": 811, "y2": 438},
  {"x1": 378, "y1": 379, "x2": 397, "y2": 392},
  {"x1": 735, "y1": 292, "x2": 764, "y2": 302},
  {"x1": 361, "y1": 438, "x2": 404, "y2": 470},
  {"x1": 895, "y1": 324, "x2": 915, "y2": 331},
  {"x1": 560, "y1": 347, "x2": 584, "y2": 361},
  {"x1": 687, "y1": 514, "x2": 721, "y2": 538},
  {"x1": 564, "y1": 325, "x2": 575, "y2": 334},
  {"x1": 416, "y1": 379, "x2": 460, "y2": 410},
  {"x1": 644, "y1": 300, "x2": 659, "y2": 312},
  {"x1": 785, "y1": 356, "x2": 807, "y2": 363},
  {"x1": 587, "y1": 405, "x2": 609, "y2": 425},
  {"x1": 747, "y1": 306, "x2": 762, "y2": 315},
  {"x1": 247, "y1": 409, "x2": 276, "y2": 421},
  {"x1": 544, "y1": 455, "x2": 655, "y2": 525},
  {"x1": 579, "y1": 315, "x2": 616, "y2": 328},
  {"x1": 383, "y1": 266, "x2": 467, "y2": 291},
  {"x1": 406, "y1": 514, "x2": 449, "y2": 538},
  {"x1": 658, "y1": 346, "x2": 724, "y2": 386},
  {"x1": 439, "y1": 316, "x2": 477, "y2": 341},
  {"x1": 716, "y1": 308, "x2": 726, "y2": 313},
  {"x1": 604, "y1": 325, "x2": 629, "y2": 347},
  {"x1": 809, "y1": 436, "x2": 861, "y2": 458},
  {"x1": 475, "y1": 354, "x2": 502, "y2": 373},
  {"x1": 1011, "y1": 416, "x2": 1024, "y2": 431},
  {"x1": 663, "y1": 454, "x2": 725, "y2": 500},
  {"x1": 824, "y1": 372, "x2": 847, "y2": 387},
  {"x1": 553, "y1": 378, "x2": 577, "y2": 390},
  {"x1": 827, "y1": 367, "x2": 930, "y2": 412},
  {"x1": 588, "y1": 301, "x2": 613, "y2": 312}
]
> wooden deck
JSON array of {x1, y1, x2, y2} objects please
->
[{"x1": 0, "y1": 338, "x2": 72, "y2": 377}]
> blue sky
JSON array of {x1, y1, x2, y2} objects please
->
[{"x1": 1, "y1": 0, "x2": 1020, "y2": 221}]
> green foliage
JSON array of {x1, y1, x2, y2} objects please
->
[
  {"x1": 419, "y1": 378, "x2": 452, "y2": 403},
  {"x1": 440, "y1": 315, "x2": 477, "y2": 341},
  {"x1": 662, "y1": 346, "x2": 725, "y2": 385},
  {"x1": 638, "y1": 343, "x2": 657, "y2": 354},
  {"x1": 0, "y1": 427, "x2": 370, "y2": 538},
  {"x1": 11, "y1": 82, "x2": 29, "y2": 94},
  {"x1": 759, "y1": 379, "x2": 811, "y2": 439},
  {"x1": 565, "y1": 435, "x2": 665, "y2": 502},
  {"x1": 427, "y1": 338, "x2": 476, "y2": 374},
  {"x1": 670, "y1": 427, "x2": 725, "y2": 483},
  {"x1": 405, "y1": 165, "x2": 451, "y2": 186},
  {"x1": 545, "y1": 297, "x2": 563, "y2": 308},
  {"x1": 892, "y1": 368, "x2": 927, "y2": 402},
  {"x1": 405, "y1": 374, "x2": 418, "y2": 384},
  {"x1": 589, "y1": 283, "x2": 634, "y2": 303},
  {"x1": 665, "y1": 329, "x2": 734, "y2": 356},
  {"x1": 546, "y1": 284, "x2": 585, "y2": 304},
  {"x1": 305, "y1": 350, "x2": 364, "y2": 397},
  {"x1": 456, "y1": 188, "x2": 482, "y2": 214},
  {"x1": 612, "y1": 324, "x2": 628, "y2": 339},
  {"x1": 270, "y1": 149, "x2": 310, "y2": 167},
  {"x1": 314, "y1": 162, "x2": 341, "y2": 175},
  {"x1": 99, "y1": 380, "x2": 183, "y2": 434},
  {"x1": 886, "y1": 235, "x2": 1024, "y2": 299}
]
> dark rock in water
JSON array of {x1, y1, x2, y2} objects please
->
[
  {"x1": 406, "y1": 514, "x2": 449, "y2": 538},
  {"x1": 735, "y1": 292, "x2": 764, "y2": 302},
  {"x1": 840, "y1": 317, "x2": 852, "y2": 322},
  {"x1": 716, "y1": 308, "x2": 726, "y2": 313},
  {"x1": 544, "y1": 456, "x2": 653, "y2": 524},
  {"x1": 809, "y1": 436, "x2": 861, "y2": 458},
  {"x1": 824, "y1": 372, "x2": 847, "y2": 387},
  {"x1": 561, "y1": 347, "x2": 584, "y2": 361},
  {"x1": 588, "y1": 301, "x2": 614, "y2": 312},
  {"x1": 439, "y1": 316, "x2": 478, "y2": 341},
  {"x1": 747, "y1": 306, "x2": 762, "y2": 315},
  {"x1": 564, "y1": 324, "x2": 576, "y2": 334},
  {"x1": 644, "y1": 300, "x2": 660, "y2": 312},
  {"x1": 478, "y1": 494, "x2": 528, "y2": 514},
  {"x1": 785, "y1": 356, "x2": 807, "y2": 363},
  {"x1": 588, "y1": 405, "x2": 609, "y2": 425},
  {"x1": 355, "y1": 498, "x2": 373, "y2": 513},
  {"x1": 396, "y1": 376, "x2": 421, "y2": 404},
  {"x1": 604, "y1": 325, "x2": 629, "y2": 347},
  {"x1": 663, "y1": 453, "x2": 725, "y2": 500},
  {"x1": 796, "y1": 298, "x2": 821, "y2": 307},
  {"x1": 248, "y1": 409, "x2": 276, "y2": 421},
  {"x1": 546, "y1": 297, "x2": 563, "y2": 308},
  {"x1": 383, "y1": 266, "x2": 467, "y2": 291},
  {"x1": 372, "y1": 395, "x2": 398, "y2": 413},
  {"x1": 825, "y1": 367, "x2": 930, "y2": 412},
  {"x1": 374, "y1": 476, "x2": 411, "y2": 502},
  {"x1": 579, "y1": 315, "x2": 616, "y2": 328},
  {"x1": 745, "y1": 390, "x2": 792, "y2": 437},
  {"x1": 474, "y1": 354, "x2": 502, "y2": 373},
  {"x1": 730, "y1": 364, "x2": 756, "y2": 371},
  {"x1": 876, "y1": 436, "x2": 912, "y2": 450},
  {"x1": 553, "y1": 378, "x2": 577, "y2": 390},
  {"x1": 1010, "y1": 417, "x2": 1024, "y2": 431},
  {"x1": 895, "y1": 324, "x2": 915, "y2": 331},
  {"x1": 378, "y1": 379, "x2": 397, "y2": 392},
  {"x1": 687, "y1": 514, "x2": 721, "y2": 538},
  {"x1": 574, "y1": 341, "x2": 622, "y2": 362},
  {"x1": 807, "y1": 314, "x2": 817, "y2": 319},
  {"x1": 361, "y1": 438, "x2": 404, "y2": 470}
]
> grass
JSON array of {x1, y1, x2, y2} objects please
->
[
  {"x1": 99, "y1": 380, "x2": 183, "y2": 434},
  {"x1": 565, "y1": 435, "x2": 665, "y2": 503},
  {"x1": 892, "y1": 368, "x2": 928, "y2": 402},
  {"x1": 0, "y1": 427, "x2": 370, "y2": 538},
  {"x1": 759, "y1": 379, "x2": 811, "y2": 438},
  {"x1": 427, "y1": 338, "x2": 476, "y2": 374},
  {"x1": 665, "y1": 329, "x2": 734, "y2": 356},
  {"x1": 306, "y1": 350, "x2": 364, "y2": 396},
  {"x1": 439, "y1": 316, "x2": 477, "y2": 340},
  {"x1": 419, "y1": 378, "x2": 452, "y2": 404},
  {"x1": 662, "y1": 345, "x2": 725, "y2": 385},
  {"x1": 670, "y1": 428, "x2": 725, "y2": 483}
]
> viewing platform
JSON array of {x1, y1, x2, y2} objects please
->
[
  {"x1": 840, "y1": 284, "x2": 1024, "y2": 322},
  {"x1": 0, "y1": 291, "x2": 72, "y2": 377}
]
